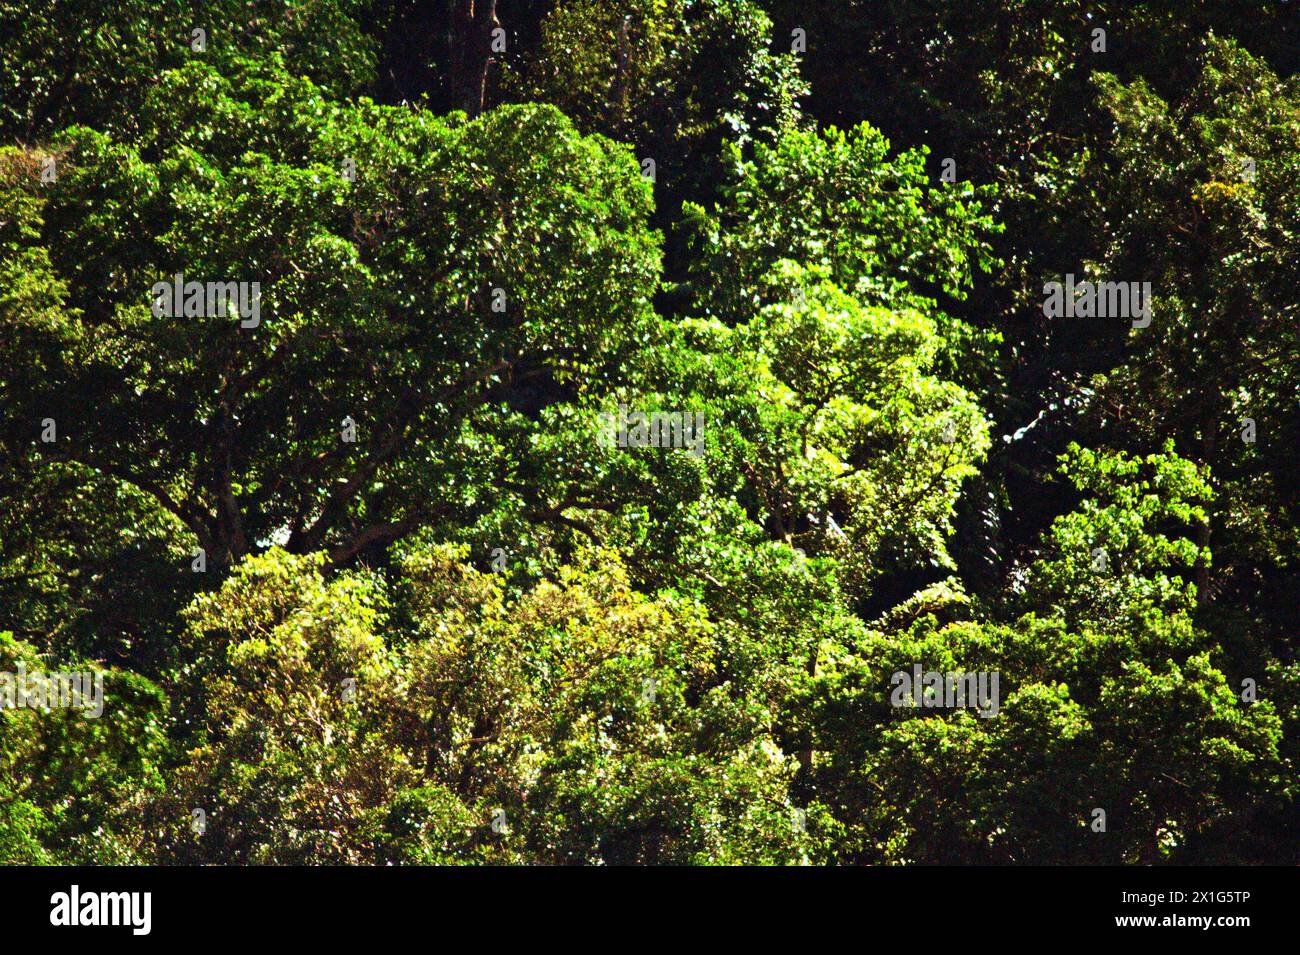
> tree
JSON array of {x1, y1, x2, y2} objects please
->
[
  {"x1": 514, "y1": 0, "x2": 806, "y2": 218},
  {"x1": 0, "y1": 56, "x2": 660, "y2": 573},
  {"x1": 1090, "y1": 39, "x2": 1300, "y2": 629},
  {"x1": 630, "y1": 263, "x2": 991, "y2": 599},
  {"x1": 143, "y1": 545, "x2": 809, "y2": 864},
  {"x1": 680, "y1": 120, "x2": 1000, "y2": 331},
  {"x1": 0, "y1": 632, "x2": 168, "y2": 863},
  {"x1": 806, "y1": 446, "x2": 1286, "y2": 864},
  {"x1": 0, "y1": 0, "x2": 378, "y2": 142}
]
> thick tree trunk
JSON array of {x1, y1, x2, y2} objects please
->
[
  {"x1": 611, "y1": 15, "x2": 632, "y2": 128},
  {"x1": 448, "y1": 0, "x2": 499, "y2": 117}
]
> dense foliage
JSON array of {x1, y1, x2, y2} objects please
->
[{"x1": 1, "y1": 0, "x2": 1296, "y2": 865}]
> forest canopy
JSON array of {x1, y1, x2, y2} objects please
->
[{"x1": 0, "y1": 0, "x2": 1297, "y2": 865}]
